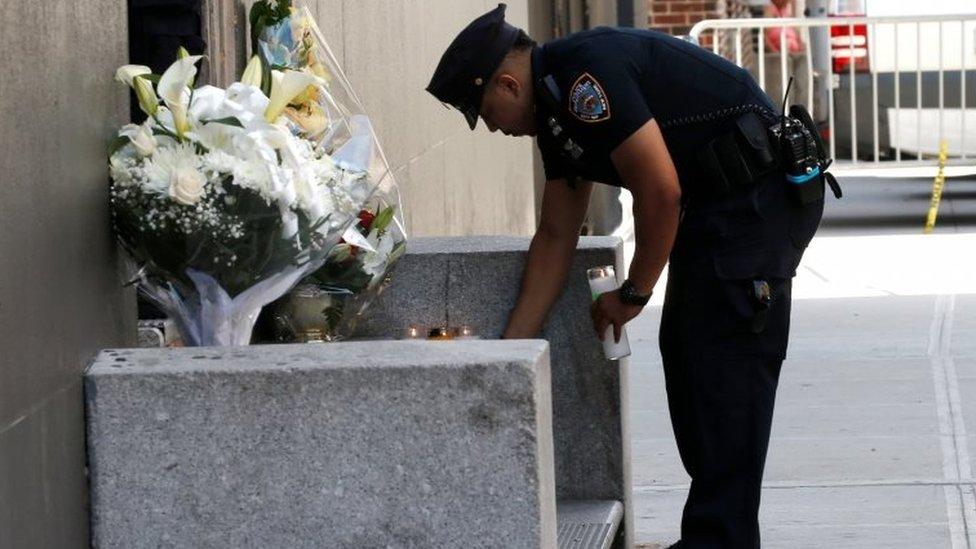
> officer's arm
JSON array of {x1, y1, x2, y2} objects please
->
[
  {"x1": 502, "y1": 178, "x2": 593, "y2": 339},
  {"x1": 610, "y1": 119, "x2": 681, "y2": 296}
]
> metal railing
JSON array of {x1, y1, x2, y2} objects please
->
[{"x1": 689, "y1": 14, "x2": 976, "y2": 168}]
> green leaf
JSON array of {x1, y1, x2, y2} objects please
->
[
  {"x1": 323, "y1": 304, "x2": 344, "y2": 333},
  {"x1": 108, "y1": 135, "x2": 131, "y2": 156},
  {"x1": 151, "y1": 125, "x2": 181, "y2": 141},
  {"x1": 389, "y1": 240, "x2": 407, "y2": 263},
  {"x1": 201, "y1": 116, "x2": 245, "y2": 128},
  {"x1": 372, "y1": 206, "x2": 396, "y2": 232}
]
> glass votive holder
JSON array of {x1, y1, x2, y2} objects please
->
[
  {"x1": 427, "y1": 327, "x2": 453, "y2": 341},
  {"x1": 299, "y1": 328, "x2": 326, "y2": 343}
]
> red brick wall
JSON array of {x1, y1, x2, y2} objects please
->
[{"x1": 648, "y1": 0, "x2": 724, "y2": 38}]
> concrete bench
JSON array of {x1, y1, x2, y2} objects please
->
[
  {"x1": 358, "y1": 236, "x2": 633, "y2": 547},
  {"x1": 86, "y1": 236, "x2": 633, "y2": 548},
  {"x1": 86, "y1": 341, "x2": 557, "y2": 548}
]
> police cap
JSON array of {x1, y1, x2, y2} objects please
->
[{"x1": 426, "y1": 3, "x2": 522, "y2": 129}]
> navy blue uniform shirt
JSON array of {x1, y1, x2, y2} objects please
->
[{"x1": 533, "y1": 27, "x2": 776, "y2": 189}]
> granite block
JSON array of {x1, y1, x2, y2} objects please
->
[
  {"x1": 86, "y1": 341, "x2": 556, "y2": 549},
  {"x1": 355, "y1": 236, "x2": 633, "y2": 546},
  {"x1": 356, "y1": 251, "x2": 450, "y2": 338}
]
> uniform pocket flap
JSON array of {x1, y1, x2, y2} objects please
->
[{"x1": 735, "y1": 112, "x2": 776, "y2": 170}]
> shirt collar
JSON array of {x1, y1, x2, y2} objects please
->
[{"x1": 531, "y1": 45, "x2": 552, "y2": 124}]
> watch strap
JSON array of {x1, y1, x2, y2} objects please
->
[{"x1": 619, "y1": 279, "x2": 651, "y2": 306}]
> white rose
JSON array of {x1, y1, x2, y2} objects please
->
[{"x1": 169, "y1": 167, "x2": 207, "y2": 205}]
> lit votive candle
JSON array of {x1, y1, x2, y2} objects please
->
[
  {"x1": 455, "y1": 325, "x2": 480, "y2": 340},
  {"x1": 428, "y1": 327, "x2": 453, "y2": 341},
  {"x1": 404, "y1": 325, "x2": 423, "y2": 339}
]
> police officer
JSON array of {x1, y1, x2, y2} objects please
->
[{"x1": 427, "y1": 5, "x2": 831, "y2": 548}]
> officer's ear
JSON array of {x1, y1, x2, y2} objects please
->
[{"x1": 494, "y1": 73, "x2": 523, "y2": 99}]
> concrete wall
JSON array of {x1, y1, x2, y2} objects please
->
[
  {"x1": 0, "y1": 0, "x2": 136, "y2": 546},
  {"x1": 301, "y1": 0, "x2": 538, "y2": 237}
]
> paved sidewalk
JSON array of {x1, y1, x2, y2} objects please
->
[{"x1": 624, "y1": 175, "x2": 976, "y2": 547}]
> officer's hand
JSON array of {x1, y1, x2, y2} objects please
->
[{"x1": 590, "y1": 290, "x2": 644, "y2": 343}]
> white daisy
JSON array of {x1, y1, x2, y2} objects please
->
[
  {"x1": 230, "y1": 158, "x2": 273, "y2": 200},
  {"x1": 201, "y1": 149, "x2": 238, "y2": 176},
  {"x1": 144, "y1": 143, "x2": 205, "y2": 199}
]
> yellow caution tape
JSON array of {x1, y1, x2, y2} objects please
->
[{"x1": 924, "y1": 141, "x2": 950, "y2": 234}]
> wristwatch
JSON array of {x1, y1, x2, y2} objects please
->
[{"x1": 618, "y1": 279, "x2": 651, "y2": 307}]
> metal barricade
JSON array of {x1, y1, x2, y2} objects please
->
[{"x1": 688, "y1": 15, "x2": 976, "y2": 168}]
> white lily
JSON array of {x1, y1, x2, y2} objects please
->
[
  {"x1": 115, "y1": 65, "x2": 151, "y2": 87},
  {"x1": 240, "y1": 56, "x2": 264, "y2": 88},
  {"x1": 224, "y1": 83, "x2": 272, "y2": 129},
  {"x1": 362, "y1": 229, "x2": 395, "y2": 283},
  {"x1": 193, "y1": 122, "x2": 241, "y2": 154},
  {"x1": 119, "y1": 121, "x2": 157, "y2": 157},
  {"x1": 187, "y1": 85, "x2": 227, "y2": 123},
  {"x1": 157, "y1": 55, "x2": 204, "y2": 136},
  {"x1": 132, "y1": 76, "x2": 159, "y2": 116},
  {"x1": 264, "y1": 70, "x2": 318, "y2": 123},
  {"x1": 115, "y1": 65, "x2": 159, "y2": 116}
]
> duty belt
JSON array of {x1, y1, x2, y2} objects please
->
[{"x1": 689, "y1": 109, "x2": 842, "y2": 204}]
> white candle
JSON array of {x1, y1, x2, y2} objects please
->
[
  {"x1": 455, "y1": 325, "x2": 481, "y2": 340},
  {"x1": 587, "y1": 266, "x2": 632, "y2": 360}
]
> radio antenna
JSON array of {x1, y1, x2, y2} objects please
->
[{"x1": 781, "y1": 76, "x2": 794, "y2": 121}]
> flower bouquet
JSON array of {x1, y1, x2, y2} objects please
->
[
  {"x1": 268, "y1": 198, "x2": 406, "y2": 342},
  {"x1": 249, "y1": 0, "x2": 408, "y2": 342},
  {"x1": 109, "y1": 45, "x2": 385, "y2": 346}
]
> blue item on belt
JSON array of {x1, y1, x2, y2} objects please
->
[{"x1": 785, "y1": 165, "x2": 821, "y2": 185}]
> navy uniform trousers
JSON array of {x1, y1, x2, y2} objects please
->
[{"x1": 661, "y1": 170, "x2": 824, "y2": 549}]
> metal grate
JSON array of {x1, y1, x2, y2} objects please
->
[
  {"x1": 557, "y1": 522, "x2": 614, "y2": 549},
  {"x1": 556, "y1": 499, "x2": 623, "y2": 549}
]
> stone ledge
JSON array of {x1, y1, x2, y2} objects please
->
[
  {"x1": 86, "y1": 341, "x2": 556, "y2": 549},
  {"x1": 89, "y1": 340, "x2": 549, "y2": 375},
  {"x1": 404, "y1": 235, "x2": 623, "y2": 255}
]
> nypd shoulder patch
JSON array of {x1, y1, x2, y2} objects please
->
[{"x1": 568, "y1": 73, "x2": 610, "y2": 123}]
